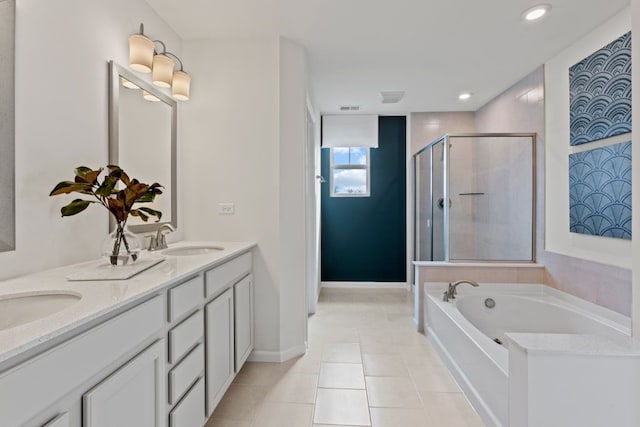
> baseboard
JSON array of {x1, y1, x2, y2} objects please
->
[
  {"x1": 321, "y1": 281, "x2": 409, "y2": 289},
  {"x1": 247, "y1": 343, "x2": 307, "y2": 363}
]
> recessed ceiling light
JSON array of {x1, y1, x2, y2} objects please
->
[
  {"x1": 458, "y1": 92, "x2": 472, "y2": 100},
  {"x1": 522, "y1": 4, "x2": 551, "y2": 21}
]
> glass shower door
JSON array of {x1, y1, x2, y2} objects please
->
[
  {"x1": 431, "y1": 140, "x2": 446, "y2": 261},
  {"x1": 447, "y1": 136, "x2": 534, "y2": 261},
  {"x1": 414, "y1": 147, "x2": 432, "y2": 261}
]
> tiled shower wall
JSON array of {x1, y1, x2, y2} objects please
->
[
  {"x1": 412, "y1": 66, "x2": 632, "y2": 317},
  {"x1": 476, "y1": 67, "x2": 632, "y2": 316}
]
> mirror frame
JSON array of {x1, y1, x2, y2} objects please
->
[
  {"x1": 108, "y1": 60, "x2": 178, "y2": 233},
  {"x1": 0, "y1": 0, "x2": 15, "y2": 253}
]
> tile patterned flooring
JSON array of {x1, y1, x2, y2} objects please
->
[{"x1": 206, "y1": 288, "x2": 485, "y2": 427}]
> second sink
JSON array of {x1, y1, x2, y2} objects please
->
[{"x1": 162, "y1": 245, "x2": 224, "y2": 256}]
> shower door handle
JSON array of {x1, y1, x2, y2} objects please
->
[{"x1": 437, "y1": 198, "x2": 451, "y2": 209}]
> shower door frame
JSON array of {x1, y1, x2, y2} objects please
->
[{"x1": 413, "y1": 133, "x2": 537, "y2": 264}]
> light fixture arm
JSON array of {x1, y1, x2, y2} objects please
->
[
  {"x1": 164, "y1": 52, "x2": 185, "y2": 72},
  {"x1": 151, "y1": 39, "x2": 185, "y2": 72}
]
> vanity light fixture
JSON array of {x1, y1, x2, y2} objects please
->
[
  {"x1": 522, "y1": 4, "x2": 551, "y2": 21},
  {"x1": 458, "y1": 92, "x2": 472, "y2": 100},
  {"x1": 128, "y1": 23, "x2": 192, "y2": 101}
]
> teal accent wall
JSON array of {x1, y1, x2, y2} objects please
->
[{"x1": 321, "y1": 116, "x2": 407, "y2": 282}]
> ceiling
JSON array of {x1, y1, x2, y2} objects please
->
[{"x1": 145, "y1": 0, "x2": 629, "y2": 113}]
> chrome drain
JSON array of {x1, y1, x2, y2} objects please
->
[{"x1": 485, "y1": 298, "x2": 496, "y2": 308}]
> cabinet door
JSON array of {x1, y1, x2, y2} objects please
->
[
  {"x1": 234, "y1": 274, "x2": 253, "y2": 372},
  {"x1": 205, "y1": 288, "x2": 234, "y2": 417},
  {"x1": 83, "y1": 340, "x2": 166, "y2": 427}
]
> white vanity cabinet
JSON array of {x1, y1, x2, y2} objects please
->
[
  {"x1": 0, "y1": 246, "x2": 254, "y2": 427},
  {"x1": 203, "y1": 252, "x2": 253, "y2": 416},
  {"x1": 83, "y1": 340, "x2": 166, "y2": 427},
  {"x1": 0, "y1": 295, "x2": 165, "y2": 427},
  {"x1": 165, "y1": 275, "x2": 206, "y2": 427},
  {"x1": 234, "y1": 274, "x2": 254, "y2": 371},
  {"x1": 205, "y1": 288, "x2": 235, "y2": 416}
]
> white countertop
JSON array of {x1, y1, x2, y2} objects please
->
[
  {"x1": 0, "y1": 241, "x2": 256, "y2": 368},
  {"x1": 505, "y1": 333, "x2": 640, "y2": 357},
  {"x1": 413, "y1": 261, "x2": 544, "y2": 268}
]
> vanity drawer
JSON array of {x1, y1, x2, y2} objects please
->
[
  {"x1": 169, "y1": 310, "x2": 203, "y2": 364},
  {"x1": 170, "y1": 377, "x2": 205, "y2": 427},
  {"x1": 169, "y1": 344, "x2": 204, "y2": 405},
  {"x1": 205, "y1": 252, "x2": 252, "y2": 298},
  {"x1": 168, "y1": 275, "x2": 204, "y2": 322}
]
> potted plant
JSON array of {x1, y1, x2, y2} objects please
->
[{"x1": 50, "y1": 165, "x2": 163, "y2": 266}]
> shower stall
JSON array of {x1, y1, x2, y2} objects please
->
[{"x1": 414, "y1": 134, "x2": 536, "y2": 262}]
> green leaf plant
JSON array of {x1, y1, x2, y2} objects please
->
[{"x1": 50, "y1": 165, "x2": 163, "y2": 265}]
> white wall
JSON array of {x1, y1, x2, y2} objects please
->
[
  {"x1": 545, "y1": 8, "x2": 632, "y2": 269},
  {"x1": 182, "y1": 37, "x2": 308, "y2": 359},
  {"x1": 0, "y1": 0, "x2": 181, "y2": 281},
  {"x1": 278, "y1": 38, "x2": 308, "y2": 354}
]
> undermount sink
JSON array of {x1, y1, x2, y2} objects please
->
[
  {"x1": 162, "y1": 245, "x2": 224, "y2": 256},
  {"x1": 0, "y1": 292, "x2": 82, "y2": 331}
]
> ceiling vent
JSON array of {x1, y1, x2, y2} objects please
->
[{"x1": 380, "y1": 91, "x2": 405, "y2": 104}]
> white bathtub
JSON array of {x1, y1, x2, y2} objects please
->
[{"x1": 424, "y1": 283, "x2": 631, "y2": 427}]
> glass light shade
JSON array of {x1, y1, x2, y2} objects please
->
[
  {"x1": 129, "y1": 34, "x2": 154, "y2": 73},
  {"x1": 142, "y1": 90, "x2": 160, "y2": 102},
  {"x1": 172, "y1": 70, "x2": 191, "y2": 101},
  {"x1": 152, "y1": 54, "x2": 174, "y2": 88},
  {"x1": 120, "y1": 77, "x2": 140, "y2": 90}
]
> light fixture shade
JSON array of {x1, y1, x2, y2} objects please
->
[
  {"x1": 129, "y1": 34, "x2": 154, "y2": 73},
  {"x1": 142, "y1": 90, "x2": 160, "y2": 102},
  {"x1": 152, "y1": 54, "x2": 174, "y2": 88},
  {"x1": 172, "y1": 70, "x2": 191, "y2": 101}
]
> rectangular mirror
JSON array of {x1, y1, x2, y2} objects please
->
[
  {"x1": 0, "y1": 0, "x2": 15, "y2": 253},
  {"x1": 108, "y1": 61, "x2": 177, "y2": 233}
]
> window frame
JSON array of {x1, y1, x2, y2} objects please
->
[{"x1": 329, "y1": 147, "x2": 371, "y2": 197}]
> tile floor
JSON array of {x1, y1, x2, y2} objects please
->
[{"x1": 206, "y1": 288, "x2": 485, "y2": 427}]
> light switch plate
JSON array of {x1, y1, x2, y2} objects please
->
[{"x1": 218, "y1": 203, "x2": 235, "y2": 215}]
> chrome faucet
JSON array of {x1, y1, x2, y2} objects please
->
[
  {"x1": 443, "y1": 280, "x2": 480, "y2": 302},
  {"x1": 148, "y1": 224, "x2": 175, "y2": 251}
]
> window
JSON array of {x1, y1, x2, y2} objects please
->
[{"x1": 330, "y1": 147, "x2": 370, "y2": 197}]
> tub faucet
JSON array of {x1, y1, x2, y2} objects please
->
[
  {"x1": 148, "y1": 224, "x2": 175, "y2": 251},
  {"x1": 443, "y1": 280, "x2": 480, "y2": 302}
]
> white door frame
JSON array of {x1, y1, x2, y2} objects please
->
[{"x1": 305, "y1": 96, "x2": 320, "y2": 315}]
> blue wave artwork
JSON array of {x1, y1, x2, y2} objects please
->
[
  {"x1": 569, "y1": 31, "x2": 632, "y2": 146},
  {"x1": 569, "y1": 141, "x2": 632, "y2": 240}
]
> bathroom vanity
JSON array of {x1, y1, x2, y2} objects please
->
[{"x1": 0, "y1": 241, "x2": 255, "y2": 427}]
